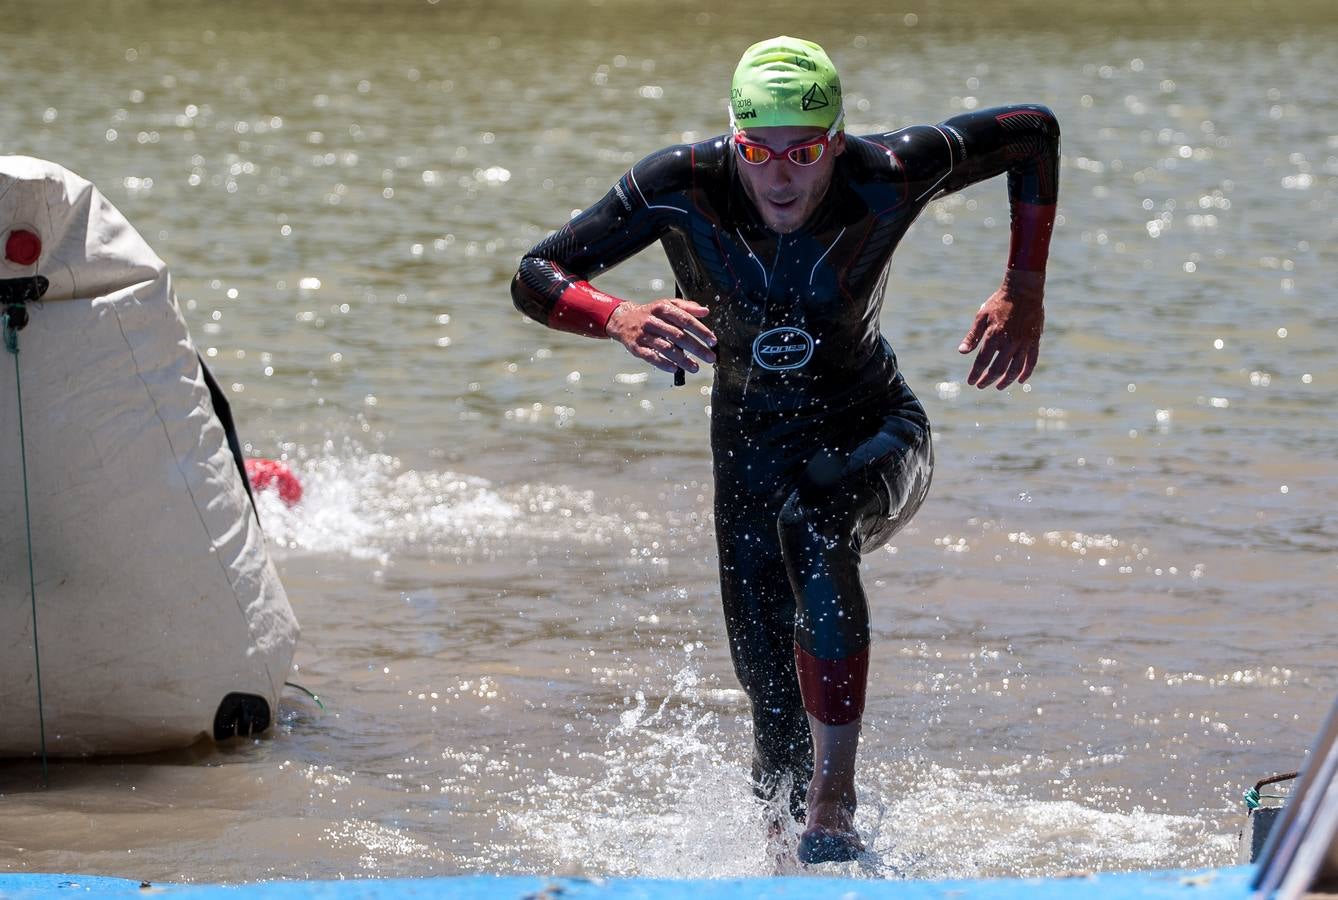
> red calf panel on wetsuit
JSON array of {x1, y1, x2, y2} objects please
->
[
  {"x1": 794, "y1": 644, "x2": 870, "y2": 726},
  {"x1": 547, "y1": 280, "x2": 623, "y2": 338},
  {"x1": 1007, "y1": 201, "x2": 1056, "y2": 272}
]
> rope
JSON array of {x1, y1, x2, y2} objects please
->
[
  {"x1": 284, "y1": 681, "x2": 326, "y2": 711},
  {"x1": 4, "y1": 306, "x2": 48, "y2": 785},
  {"x1": 1244, "y1": 771, "x2": 1300, "y2": 811}
]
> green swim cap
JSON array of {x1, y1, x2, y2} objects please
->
[{"x1": 730, "y1": 36, "x2": 844, "y2": 132}]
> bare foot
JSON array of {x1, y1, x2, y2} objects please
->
[{"x1": 798, "y1": 799, "x2": 863, "y2": 864}]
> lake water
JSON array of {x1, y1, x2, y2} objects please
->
[{"x1": 1, "y1": 0, "x2": 1336, "y2": 883}]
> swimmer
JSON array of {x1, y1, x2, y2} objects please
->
[{"x1": 511, "y1": 36, "x2": 1059, "y2": 864}]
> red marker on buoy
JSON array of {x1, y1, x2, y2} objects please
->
[
  {"x1": 5, "y1": 229, "x2": 42, "y2": 265},
  {"x1": 244, "y1": 458, "x2": 303, "y2": 506}
]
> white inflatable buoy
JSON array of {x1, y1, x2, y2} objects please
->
[{"x1": 0, "y1": 155, "x2": 299, "y2": 757}]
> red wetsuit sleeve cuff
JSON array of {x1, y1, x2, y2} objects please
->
[
  {"x1": 1007, "y1": 200, "x2": 1056, "y2": 273},
  {"x1": 547, "y1": 280, "x2": 625, "y2": 338}
]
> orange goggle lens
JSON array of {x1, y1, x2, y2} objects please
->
[
  {"x1": 735, "y1": 138, "x2": 827, "y2": 167},
  {"x1": 737, "y1": 142, "x2": 771, "y2": 165},
  {"x1": 786, "y1": 143, "x2": 825, "y2": 165}
]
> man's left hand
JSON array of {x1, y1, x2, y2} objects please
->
[{"x1": 956, "y1": 270, "x2": 1045, "y2": 390}]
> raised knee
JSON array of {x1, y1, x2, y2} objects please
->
[{"x1": 778, "y1": 489, "x2": 851, "y2": 547}]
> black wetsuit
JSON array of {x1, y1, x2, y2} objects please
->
[{"x1": 512, "y1": 105, "x2": 1060, "y2": 817}]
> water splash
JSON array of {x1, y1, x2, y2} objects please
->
[
  {"x1": 854, "y1": 761, "x2": 1236, "y2": 879},
  {"x1": 494, "y1": 650, "x2": 1236, "y2": 879},
  {"x1": 248, "y1": 444, "x2": 652, "y2": 564},
  {"x1": 502, "y1": 654, "x2": 772, "y2": 877}
]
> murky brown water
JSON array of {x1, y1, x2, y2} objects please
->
[{"x1": 2, "y1": 0, "x2": 1336, "y2": 883}]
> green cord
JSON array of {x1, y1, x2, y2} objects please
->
[
  {"x1": 3, "y1": 309, "x2": 17, "y2": 353},
  {"x1": 1245, "y1": 789, "x2": 1289, "y2": 811},
  {"x1": 5, "y1": 309, "x2": 48, "y2": 785},
  {"x1": 285, "y1": 681, "x2": 326, "y2": 711}
]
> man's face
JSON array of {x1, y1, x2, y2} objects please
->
[{"x1": 733, "y1": 125, "x2": 845, "y2": 234}]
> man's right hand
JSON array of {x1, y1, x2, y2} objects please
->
[{"x1": 605, "y1": 298, "x2": 717, "y2": 375}]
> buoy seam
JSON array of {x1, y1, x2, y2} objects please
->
[{"x1": 107, "y1": 286, "x2": 277, "y2": 697}]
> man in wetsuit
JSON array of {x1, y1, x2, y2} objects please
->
[{"x1": 511, "y1": 36, "x2": 1059, "y2": 863}]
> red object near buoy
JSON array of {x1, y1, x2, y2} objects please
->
[
  {"x1": 5, "y1": 229, "x2": 42, "y2": 265},
  {"x1": 244, "y1": 458, "x2": 303, "y2": 506}
]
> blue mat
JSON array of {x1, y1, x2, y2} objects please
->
[{"x1": 0, "y1": 868, "x2": 1255, "y2": 900}]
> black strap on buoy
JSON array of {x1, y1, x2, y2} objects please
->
[
  {"x1": 198, "y1": 355, "x2": 259, "y2": 520},
  {"x1": 0, "y1": 276, "x2": 48, "y2": 338}
]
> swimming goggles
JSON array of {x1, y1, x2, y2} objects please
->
[{"x1": 730, "y1": 118, "x2": 841, "y2": 167}]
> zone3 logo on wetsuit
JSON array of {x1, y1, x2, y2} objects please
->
[{"x1": 752, "y1": 326, "x2": 813, "y2": 370}]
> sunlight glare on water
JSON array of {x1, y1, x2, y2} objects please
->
[{"x1": 1, "y1": 0, "x2": 1336, "y2": 884}]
